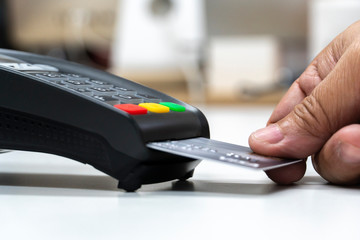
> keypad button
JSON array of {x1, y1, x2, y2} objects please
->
[
  {"x1": 136, "y1": 93, "x2": 161, "y2": 103},
  {"x1": 64, "y1": 73, "x2": 89, "y2": 81},
  {"x1": 89, "y1": 87, "x2": 117, "y2": 96},
  {"x1": 35, "y1": 73, "x2": 67, "y2": 82},
  {"x1": 139, "y1": 103, "x2": 169, "y2": 113},
  {"x1": 70, "y1": 88, "x2": 94, "y2": 96},
  {"x1": 114, "y1": 104, "x2": 147, "y2": 115},
  {"x1": 113, "y1": 94, "x2": 143, "y2": 104},
  {"x1": 159, "y1": 102, "x2": 186, "y2": 112},
  {"x1": 55, "y1": 81, "x2": 67, "y2": 87},
  {"x1": 63, "y1": 80, "x2": 92, "y2": 89},
  {"x1": 93, "y1": 95, "x2": 120, "y2": 105},
  {"x1": 114, "y1": 87, "x2": 136, "y2": 95},
  {"x1": 87, "y1": 79, "x2": 113, "y2": 88}
]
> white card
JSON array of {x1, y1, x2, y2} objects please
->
[{"x1": 147, "y1": 137, "x2": 303, "y2": 171}]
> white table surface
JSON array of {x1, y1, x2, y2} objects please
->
[{"x1": 1, "y1": 105, "x2": 359, "y2": 240}]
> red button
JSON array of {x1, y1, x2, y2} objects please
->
[{"x1": 114, "y1": 104, "x2": 147, "y2": 115}]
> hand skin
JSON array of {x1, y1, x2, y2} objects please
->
[{"x1": 248, "y1": 21, "x2": 360, "y2": 185}]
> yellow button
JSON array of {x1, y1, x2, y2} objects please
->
[{"x1": 138, "y1": 103, "x2": 170, "y2": 113}]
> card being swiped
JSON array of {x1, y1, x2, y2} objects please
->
[{"x1": 147, "y1": 137, "x2": 303, "y2": 171}]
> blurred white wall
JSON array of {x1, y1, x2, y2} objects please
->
[
  {"x1": 205, "y1": 0, "x2": 307, "y2": 38},
  {"x1": 207, "y1": 36, "x2": 281, "y2": 100},
  {"x1": 308, "y1": 0, "x2": 360, "y2": 61}
]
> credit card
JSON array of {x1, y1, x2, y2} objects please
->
[{"x1": 147, "y1": 137, "x2": 303, "y2": 171}]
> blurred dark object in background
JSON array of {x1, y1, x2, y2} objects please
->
[{"x1": 0, "y1": 0, "x2": 12, "y2": 49}]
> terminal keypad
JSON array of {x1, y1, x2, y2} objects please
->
[{"x1": 31, "y1": 72, "x2": 186, "y2": 115}]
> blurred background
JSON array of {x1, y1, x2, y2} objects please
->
[{"x1": 1, "y1": 0, "x2": 360, "y2": 104}]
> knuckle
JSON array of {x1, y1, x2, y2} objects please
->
[
  {"x1": 349, "y1": 39, "x2": 360, "y2": 53},
  {"x1": 296, "y1": 65, "x2": 322, "y2": 95},
  {"x1": 291, "y1": 95, "x2": 332, "y2": 140}
]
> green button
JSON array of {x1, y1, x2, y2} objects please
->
[{"x1": 159, "y1": 102, "x2": 186, "y2": 112}]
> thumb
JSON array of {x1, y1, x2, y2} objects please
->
[{"x1": 249, "y1": 42, "x2": 360, "y2": 159}]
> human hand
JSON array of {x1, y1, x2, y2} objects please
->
[{"x1": 248, "y1": 21, "x2": 360, "y2": 185}]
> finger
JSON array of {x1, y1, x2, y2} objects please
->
[
  {"x1": 313, "y1": 124, "x2": 360, "y2": 185},
  {"x1": 265, "y1": 160, "x2": 307, "y2": 185},
  {"x1": 249, "y1": 41, "x2": 360, "y2": 159}
]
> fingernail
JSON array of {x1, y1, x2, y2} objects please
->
[
  {"x1": 252, "y1": 124, "x2": 284, "y2": 144},
  {"x1": 339, "y1": 141, "x2": 360, "y2": 165}
]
